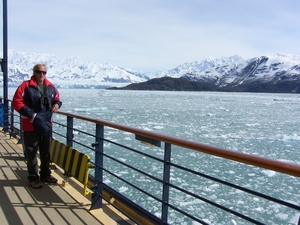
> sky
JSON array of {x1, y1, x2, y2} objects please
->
[{"x1": 3, "y1": 0, "x2": 300, "y2": 72}]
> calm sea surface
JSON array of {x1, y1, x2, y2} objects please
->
[{"x1": 8, "y1": 88, "x2": 300, "y2": 224}]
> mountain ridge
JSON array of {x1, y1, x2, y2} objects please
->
[{"x1": 2, "y1": 50, "x2": 300, "y2": 93}]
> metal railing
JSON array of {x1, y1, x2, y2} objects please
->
[{"x1": 1, "y1": 97, "x2": 300, "y2": 225}]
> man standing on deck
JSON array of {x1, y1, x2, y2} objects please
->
[{"x1": 12, "y1": 63, "x2": 62, "y2": 189}]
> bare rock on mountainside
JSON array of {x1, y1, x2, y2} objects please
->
[{"x1": 108, "y1": 77, "x2": 213, "y2": 91}]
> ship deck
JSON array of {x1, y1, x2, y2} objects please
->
[{"x1": 0, "y1": 131, "x2": 134, "y2": 225}]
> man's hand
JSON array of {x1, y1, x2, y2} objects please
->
[{"x1": 52, "y1": 104, "x2": 59, "y2": 113}]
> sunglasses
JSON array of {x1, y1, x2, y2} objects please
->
[{"x1": 35, "y1": 70, "x2": 47, "y2": 75}]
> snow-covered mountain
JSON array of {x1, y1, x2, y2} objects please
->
[
  {"x1": 175, "y1": 54, "x2": 300, "y2": 90},
  {"x1": 5, "y1": 50, "x2": 151, "y2": 88},
  {"x1": 2, "y1": 50, "x2": 300, "y2": 92}
]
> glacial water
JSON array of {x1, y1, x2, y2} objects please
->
[{"x1": 8, "y1": 88, "x2": 300, "y2": 224}]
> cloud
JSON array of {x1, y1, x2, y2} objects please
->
[{"x1": 6, "y1": 0, "x2": 300, "y2": 71}]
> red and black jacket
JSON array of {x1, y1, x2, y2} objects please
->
[{"x1": 12, "y1": 76, "x2": 62, "y2": 132}]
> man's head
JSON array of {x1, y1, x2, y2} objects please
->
[{"x1": 33, "y1": 64, "x2": 47, "y2": 84}]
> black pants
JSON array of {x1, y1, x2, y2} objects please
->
[{"x1": 23, "y1": 130, "x2": 52, "y2": 182}]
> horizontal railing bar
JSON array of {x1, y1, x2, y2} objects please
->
[
  {"x1": 73, "y1": 129, "x2": 95, "y2": 138},
  {"x1": 104, "y1": 153, "x2": 162, "y2": 184},
  {"x1": 168, "y1": 183, "x2": 264, "y2": 224},
  {"x1": 52, "y1": 132, "x2": 65, "y2": 139},
  {"x1": 53, "y1": 121, "x2": 65, "y2": 127},
  {"x1": 102, "y1": 167, "x2": 162, "y2": 203},
  {"x1": 103, "y1": 138, "x2": 165, "y2": 163},
  {"x1": 53, "y1": 121, "x2": 96, "y2": 138},
  {"x1": 72, "y1": 139, "x2": 95, "y2": 151},
  {"x1": 170, "y1": 162, "x2": 300, "y2": 211},
  {"x1": 56, "y1": 111, "x2": 300, "y2": 177}
]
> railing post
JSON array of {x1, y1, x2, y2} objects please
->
[
  {"x1": 2, "y1": 0, "x2": 9, "y2": 133},
  {"x1": 91, "y1": 123, "x2": 104, "y2": 210},
  {"x1": 0, "y1": 98, "x2": 3, "y2": 128},
  {"x1": 19, "y1": 115, "x2": 25, "y2": 157},
  {"x1": 1, "y1": 99, "x2": 9, "y2": 133},
  {"x1": 9, "y1": 101, "x2": 14, "y2": 137},
  {"x1": 161, "y1": 142, "x2": 171, "y2": 224},
  {"x1": 66, "y1": 116, "x2": 73, "y2": 147}
]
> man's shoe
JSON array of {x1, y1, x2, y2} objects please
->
[
  {"x1": 29, "y1": 181, "x2": 42, "y2": 189},
  {"x1": 41, "y1": 175, "x2": 58, "y2": 183}
]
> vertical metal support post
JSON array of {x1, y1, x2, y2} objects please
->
[
  {"x1": 66, "y1": 116, "x2": 73, "y2": 147},
  {"x1": 9, "y1": 101, "x2": 14, "y2": 137},
  {"x1": 161, "y1": 142, "x2": 171, "y2": 224},
  {"x1": 2, "y1": 0, "x2": 8, "y2": 132},
  {"x1": 0, "y1": 97, "x2": 3, "y2": 126},
  {"x1": 91, "y1": 123, "x2": 104, "y2": 210},
  {"x1": 19, "y1": 116, "x2": 25, "y2": 157}
]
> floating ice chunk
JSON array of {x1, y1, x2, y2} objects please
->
[
  {"x1": 275, "y1": 212, "x2": 288, "y2": 220},
  {"x1": 253, "y1": 197, "x2": 260, "y2": 202},
  {"x1": 254, "y1": 206, "x2": 264, "y2": 212},
  {"x1": 103, "y1": 179, "x2": 111, "y2": 184},
  {"x1": 142, "y1": 127, "x2": 152, "y2": 131},
  {"x1": 278, "y1": 159, "x2": 296, "y2": 164},
  {"x1": 261, "y1": 169, "x2": 276, "y2": 177},
  {"x1": 119, "y1": 186, "x2": 128, "y2": 193},
  {"x1": 73, "y1": 107, "x2": 102, "y2": 112},
  {"x1": 231, "y1": 219, "x2": 237, "y2": 225},
  {"x1": 236, "y1": 200, "x2": 244, "y2": 205},
  {"x1": 245, "y1": 123, "x2": 261, "y2": 127},
  {"x1": 179, "y1": 202, "x2": 190, "y2": 207},
  {"x1": 281, "y1": 134, "x2": 300, "y2": 142}
]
